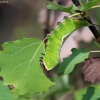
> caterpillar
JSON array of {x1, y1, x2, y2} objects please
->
[{"x1": 41, "y1": 17, "x2": 89, "y2": 70}]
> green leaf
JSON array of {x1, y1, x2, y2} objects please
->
[
  {"x1": 57, "y1": 48, "x2": 89, "y2": 74},
  {"x1": 0, "y1": 81, "x2": 31, "y2": 100},
  {"x1": 74, "y1": 85, "x2": 100, "y2": 100},
  {"x1": 0, "y1": 81, "x2": 15, "y2": 100},
  {"x1": 47, "y1": 2, "x2": 73, "y2": 14},
  {"x1": 0, "y1": 38, "x2": 54, "y2": 97},
  {"x1": 80, "y1": 0, "x2": 100, "y2": 11}
]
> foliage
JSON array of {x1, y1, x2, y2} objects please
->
[
  {"x1": 0, "y1": 81, "x2": 15, "y2": 100},
  {"x1": 80, "y1": 0, "x2": 100, "y2": 11},
  {"x1": 74, "y1": 85, "x2": 100, "y2": 100},
  {"x1": 57, "y1": 48, "x2": 89, "y2": 74},
  {"x1": 47, "y1": 0, "x2": 100, "y2": 14},
  {"x1": 47, "y1": 2, "x2": 74, "y2": 14},
  {"x1": 0, "y1": 0, "x2": 100, "y2": 100},
  {"x1": 0, "y1": 38, "x2": 54, "y2": 97},
  {"x1": 0, "y1": 81, "x2": 32, "y2": 100}
]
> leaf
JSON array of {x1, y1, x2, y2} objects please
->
[
  {"x1": 80, "y1": 0, "x2": 100, "y2": 11},
  {"x1": 0, "y1": 38, "x2": 54, "y2": 97},
  {"x1": 47, "y1": 2, "x2": 73, "y2": 14},
  {"x1": 0, "y1": 81, "x2": 31, "y2": 100},
  {"x1": 74, "y1": 85, "x2": 100, "y2": 100},
  {"x1": 0, "y1": 81, "x2": 15, "y2": 100},
  {"x1": 47, "y1": 1, "x2": 100, "y2": 14},
  {"x1": 82, "y1": 57, "x2": 100, "y2": 83},
  {"x1": 57, "y1": 48, "x2": 89, "y2": 75}
]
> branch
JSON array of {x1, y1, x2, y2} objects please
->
[
  {"x1": 44, "y1": 0, "x2": 54, "y2": 39},
  {"x1": 72, "y1": 0, "x2": 80, "y2": 6},
  {"x1": 72, "y1": 0, "x2": 100, "y2": 43}
]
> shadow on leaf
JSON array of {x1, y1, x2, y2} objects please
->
[{"x1": 82, "y1": 86, "x2": 95, "y2": 100}]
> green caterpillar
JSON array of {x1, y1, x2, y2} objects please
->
[{"x1": 42, "y1": 17, "x2": 89, "y2": 70}]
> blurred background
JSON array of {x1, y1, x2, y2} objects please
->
[{"x1": 0, "y1": 0, "x2": 100, "y2": 100}]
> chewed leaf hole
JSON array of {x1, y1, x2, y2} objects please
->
[{"x1": 8, "y1": 85, "x2": 14, "y2": 90}]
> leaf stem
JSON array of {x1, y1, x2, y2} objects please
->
[
  {"x1": 42, "y1": 37, "x2": 47, "y2": 42},
  {"x1": 86, "y1": 0, "x2": 88, "y2": 3},
  {"x1": 91, "y1": 5, "x2": 100, "y2": 9},
  {"x1": 69, "y1": 13, "x2": 80, "y2": 18},
  {"x1": 90, "y1": 50, "x2": 100, "y2": 53}
]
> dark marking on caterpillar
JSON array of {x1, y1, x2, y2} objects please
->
[
  {"x1": 41, "y1": 53, "x2": 45, "y2": 55},
  {"x1": 51, "y1": 28, "x2": 54, "y2": 31},
  {"x1": 39, "y1": 59, "x2": 42, "y2": 62},
  {"x1": 40, "y1": 60, "x2": 47, "y2": 71},
  {"x1": 57, "y1": 22, "x2": 61, "y2": 25},
  {"x1": 64, "y1": 16, "x2": 68, "y2": 19},
  {"x1": 40, "y1": 57, "x2": 43, "y2": 59}
]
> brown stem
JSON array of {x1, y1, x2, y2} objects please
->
[
  {"x1": 72, "y1": 0, "x2": 80, "y2": 6},
  {"x1": 43, "y1": 0, "x2": 54, "y2": 41},
  {"x1": 72, "y1": 0, "x2": 100, "y2": 43}
]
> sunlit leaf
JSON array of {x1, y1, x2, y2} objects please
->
[{"x1": 0, "y1": 38, "x2": 54, "y2": 97}]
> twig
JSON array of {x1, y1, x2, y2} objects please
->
[
  {"x1": 43, "y1": 0, "x2": 54, "y2": 42},
  {"x1": 72, "y1": 0, "x2": 80, "y2": 6},
  {"x1": 72, "y1": 0, "x2": 100, "y2": 43}
]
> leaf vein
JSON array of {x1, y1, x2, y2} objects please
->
[{"x1": 19, "y1": 43, "x2": 42, "y2": 93}]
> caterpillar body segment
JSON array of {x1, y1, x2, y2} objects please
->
[{"x1": 43, "y1": 18, "x2": 90, "y2": 70}]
